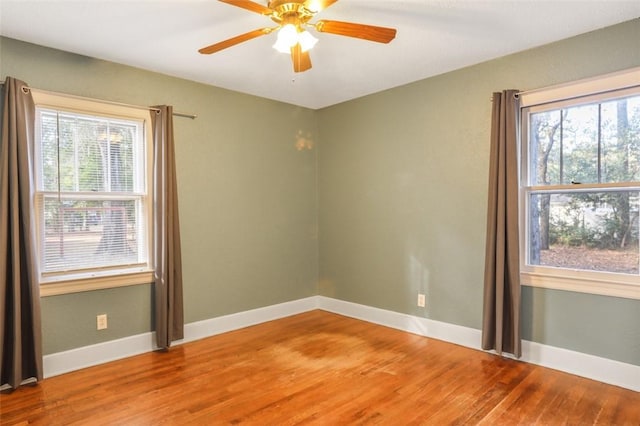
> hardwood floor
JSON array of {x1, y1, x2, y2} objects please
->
[{"x1": 1, "y1": 310, "x2": 638, "y2": 425}]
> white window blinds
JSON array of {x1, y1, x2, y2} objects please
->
[{"x1": 36, "y1": 108, "x2": 149, "y2": 278}]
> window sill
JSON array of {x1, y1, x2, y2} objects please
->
[
  {"x1": 39, "y1": 270, "x2": 154, "y2": 297},
  {"x1": 521, "y1": 271, "x2": 640, "y2": 300}
]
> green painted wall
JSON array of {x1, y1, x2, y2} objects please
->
[
  {"x1": 40, "y1": 285, "x2": 153, "y2": 354},
  {"x1": 2, "y1": 19, "x2": 640, "y2": 366},
  {"x1": 1, "y1": 37, "x2": 319, "y2": 354},
  {"x1": 317, "y1": 19, "x2": 640, "y2": 366}
]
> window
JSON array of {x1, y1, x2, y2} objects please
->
[
  {"x1": 520, "y1": 68, "x2": 640, "y2": 299},
  {"x1": 32, "y1": 92, "x2": 153, "y2": 296}
]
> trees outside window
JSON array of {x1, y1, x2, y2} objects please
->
[
  {"x1": 526, "y1": 95, "x2": 640, "y2": 273},
  {"x1": 521, "y1": 80, "x2": 640, "y2": 298}
]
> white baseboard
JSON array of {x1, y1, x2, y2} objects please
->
[
  {"x1": 316, "y1": 296, "x2": 482, "y2": 349},
  {"x1": 316, "y1": 296, "x2": 640, "y2": 392},
  {"x1": 43, "y1": 295, "x2": 639, "y2": 392},
  {"x1": 43, "y1": 296, "x2": 319, "y2": 378},
  {"x1": 180, "y1": 296, "x2": 318, "y2": 344},
  {"x1": 43, "y1": 332, "x2": 156, "y2": 379},
  {"x1": 521, "y1": 339, "x2": 640, "y2": 393}
]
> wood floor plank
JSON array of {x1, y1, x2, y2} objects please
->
[{"x1": 1, "y1": 310, "x2": 638, "y2": 425}]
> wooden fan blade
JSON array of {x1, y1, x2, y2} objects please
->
[
  {"x1": 315, "y1": 20, "x2": 396, "y2": 43},
  {"x1": 199, "y1": 28, "x2": 272, "y2": 54},
  {"x1": 218, "y1": 0, "x2": 273, "y2": 15},
  {"x1": 303, "y1": 0, "x2": 338, "y2": 13},
  {"x1": 291, "y1": 43, "x2": 312, "y2": 73}
]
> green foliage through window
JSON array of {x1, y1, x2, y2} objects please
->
[{"x1": 525, "y1": 94, "x2": 640, "y2": 274}]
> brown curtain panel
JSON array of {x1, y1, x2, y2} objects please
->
[
  {"x1": 151, "y1": 105, "x2": 184, "y2": 350},
  {"x1": 0, "y1": 77, "x2": 43, "y2": 389},
  {"x1": 482, "y1": 90, "x2": 521, "y2": 358}
]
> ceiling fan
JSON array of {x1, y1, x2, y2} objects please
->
[{"x1": 198, "y1": 0, "x2": 397, "y2": 73}]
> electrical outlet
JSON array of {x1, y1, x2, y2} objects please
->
[
  {"x1": 417, "y1": 293, "x2": 426, "y2": 308},
  {"x1": 97, "y1": 314, "x2": 108, "y2": 330}
]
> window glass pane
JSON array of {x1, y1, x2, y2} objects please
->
[
  {"x1": 529, "y1": 95, "x2": 640, "y2": 187},
  {"x1": 108, "y1": 123, "x2": 138, "y2": 192},
  {"x1": 58, "y1": 114, "x2": 77, "y2": 191},
  {"x1": 75, "y1": 115, "x2": 106, "y2": 192},
  {"x1": 41, "y1": 111, "x2": 60, "y2": 191},
  {"x1": 601, "y1": 96, "x2": 640, "y2": 183},
  {"x1": 529, "y1": 110, "x2": 561, "y2": 185},
  {"x1": 528, "y1": 191, "x2": 639, "y2": 274},
  {"x1": 42, "y1": 197, "x2": 142, "y2": 273},
  {"x1": 562, "y1": 104, "x2": 599, "y2": 184},
  {"x1": 38, "y1": 110, "x2": 141, "y2": 194}
]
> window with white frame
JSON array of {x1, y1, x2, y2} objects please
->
[
  {"x1": 33, "y1": 92, "x2": 153, "y2": 295},
  {"x1": 520, "y1": 68, "x2": 640, "y2": 299}
]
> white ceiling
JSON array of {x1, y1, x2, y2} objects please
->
[{"x1": 1, "y1": 1, "x2": 639, "y2": 109}]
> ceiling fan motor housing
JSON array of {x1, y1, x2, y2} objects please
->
[{"x1": 268, "y1": 0, "x2": 315, "y2": 27}]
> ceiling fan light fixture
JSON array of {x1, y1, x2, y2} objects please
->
[
  {"x1": 273, "y1": 24, "x2": 298, "y2": 53},
  {"x1": 272, "y1": 23, "x2": 317, "y2": 53},
  {"x1": 298, "y1": 30, "x2": 318, "y2": 52}
]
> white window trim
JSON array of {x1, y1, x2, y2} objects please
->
[
  {"x1": 519, "y1": 67, "x2": 640, "y2": 300},
  {"x1": 39, "y1": 271, "x2": 154, "y2": 297},
  {"x1": 519, "y1": 66, "x2": 640, "y2": 108},
  {"x1": 521, "y1": 270, "x2": 640, "y2": 300},
  {"x1": 32, "y1": 91, "x2": 154, "y2": 296}
]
